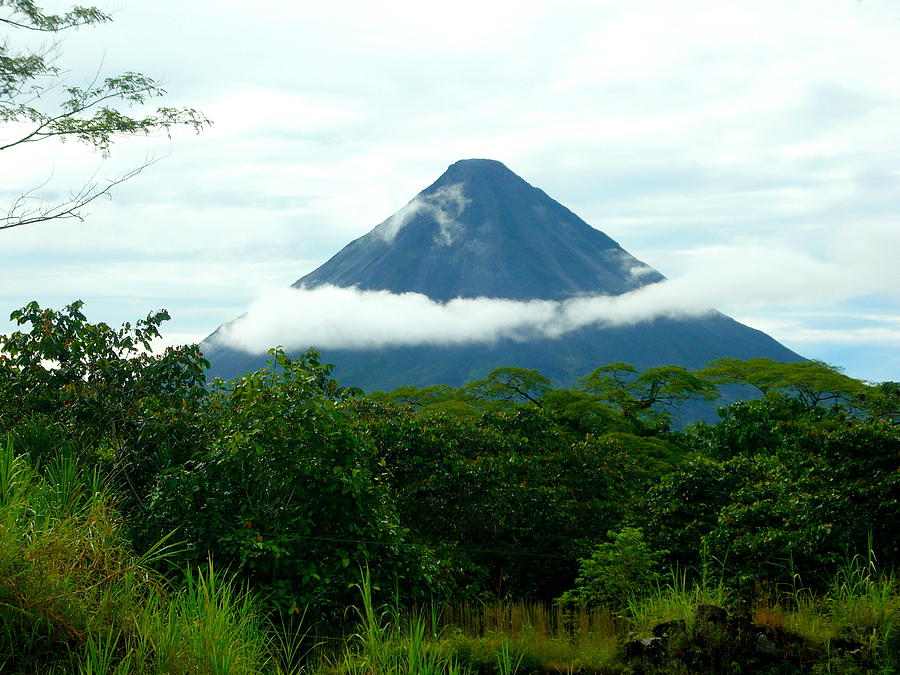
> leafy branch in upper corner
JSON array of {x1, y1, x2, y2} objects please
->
[{"x1": 0, "y1": 0, "x2": 210, "y2": 231}]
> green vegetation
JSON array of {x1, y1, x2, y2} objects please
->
[
  {"x1": 1, "y1": 300, "x2": 897, "y2": 672},
  {"x1": 558, "y1": 527, "x2": 668, "y2": 609},
  {"x1": 0, "y1": 438, "x2": 275, "y2": 673}
]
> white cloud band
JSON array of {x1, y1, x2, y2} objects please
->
[
  {"x1": 211, "y1": 235, "x2": 899, "y2": 354},
  {"x1": 213, "y1": 281, "x2": 716, "y2": 353}
]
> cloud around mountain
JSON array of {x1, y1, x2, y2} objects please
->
[
  {"x1": 209, "y1": 157, "x2": 898, "y2": 357},
  {"x1": 210, "y1": 282, "x2": 706, "y2": 353},
  {"x1": 211, "y1": 232, "x2": 895, "y2": 355},
  {"x1": 373, "y1": 183, "x2": 470, "y2": 246}
]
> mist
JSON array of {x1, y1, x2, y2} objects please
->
[
  {"x1": 212, "y1": 236, "x2": 895, "y2": 354},
  {"x1": 211, "y1": 282, "x2": 709, "y2": 354}
]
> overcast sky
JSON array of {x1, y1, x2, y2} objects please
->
[{"x1": 2, "y1": 0, "x2": 898, "y2": 382}]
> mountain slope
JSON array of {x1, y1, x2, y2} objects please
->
[
  {"x1": 294, "y1": 158, "x2": 664, "y2": 301},
  {"x1": 202, "y1": 159, "x2": 802, "y2": 398}
]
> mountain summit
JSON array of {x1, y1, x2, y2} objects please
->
[
  {"x1": 202, "y1": 160, "x2": 802, "y2": 400},
  {"x1": 295, "y1": 159, "x2": 664, "y2": 301}
]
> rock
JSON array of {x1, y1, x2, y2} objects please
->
[
  {"x1": 831, "y1": 637, "x2": 863, "y2": 652},
  {"x1": 652, "y1": 619, "x2": 686, "y2": 637},
  {"x1": 697, "y1": 604, "x2": 729, "y2": 624},
  {"x1": 624, "y1": 636, "x2": 667, "y2": 660},
  {"x1": 755, "y1": 632, "x2": 779, "y2": 656}
]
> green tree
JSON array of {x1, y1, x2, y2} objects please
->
[
  {"x1": 540, "y1": 388, "x2": 630, "y2": 436},
  {"x1": 701, "y1": 358, "x2": 866, "y2": 410},
  {"x1": 460, "y1": 366, "x2": 552, "y2": 407},
  {"x1": 354, "y1": 401, "x2": 679, "y2": 601},
  {"x1": 0, "y1": 300, "x2": 211, "y2": 506},
  {"x1": 643, "y1": 395, "x2": 900, "y2": 592},
  {"x1": 368, "y1": 384, "x2": 458, "y2": 409},
  {"x1": 0, "y1": 300, "x2": 208, "y2": 441},
  {"x1": 558, "y1": 527, "x2": 667, "y2": 608},
  {"x1": 1, "y1": 0, "x2": 208, "y2": 230},
  {"x1": 579, "y1": 362, "x2": 718, "y2": 427},
  {"x1": 146, "y1": 349, "x2": 438, "y2": 615},
  {"x1": 858, "y1": 381, "x2": 900, "y2": 425}
]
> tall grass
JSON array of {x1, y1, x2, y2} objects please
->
[
  {"x1": 132, "y1": 562, "x2": 270, "y2": 674},
  {"x1": 625, "y1": 566, "x2": 730, "y2": 634},
  {"x1": 439, "y1": 600, "x2": 620, "y2": 672},
  {"x1": 328, "y1": 567, "x2": 463, "y2": 674},
  {"x1": 827, "y1": 551, "x2": 898, "y2": 645},
  {"x1": 755, "y1": 552, "x2": 898, "y2": 643},
  {"x1": 324, "y1": 574, "x2": 621, "y2": 674},
  {"x1": 0, "y1": 437, "x2": 283, "y2": 674},
  {"x1": 267, "y1": 609, "x2": 315, "y2": 675},
  {"x1": 0, "y1": 436, "x2": 143, "y2": 668}
]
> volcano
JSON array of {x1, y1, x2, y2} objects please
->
[
  {"x1": 294, "y1": 158, "x2": 665, "y2": 301},
  {"x1": 201, "y1": 159, "x2": 802, "y2": 397}
]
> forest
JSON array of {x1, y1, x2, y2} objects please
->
[{"x1": 0, "y1": 301, "x2": 897, "y2": 673}]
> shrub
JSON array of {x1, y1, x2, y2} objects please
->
[
  {"x1": 144, "y1": 349, "x2": 438, "y2": 616},
  {"x1": 558, "y1": 527, "x2": 667, "y2": 608}
]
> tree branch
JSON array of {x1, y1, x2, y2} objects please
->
[
  {"x1": 1, "y1": 159, "x2": 155, "y2": 231},
  {"x1": 0, "y1": 2, "x2": 111, "y2": 33}
]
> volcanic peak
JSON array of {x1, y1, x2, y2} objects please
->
[
  {"x1": 203, "y1": 159, "x2": 804, "y2": 395},
  {"x1": 293, "y1": 159, "x2": 665, "y2": 301}
]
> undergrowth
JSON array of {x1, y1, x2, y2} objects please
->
[
  {"x1": 2, "y1": 435, "x2": 897, "y2": 673},
  {"x1": 0, "y1": 438, "x2": 286, "y2": 674}
]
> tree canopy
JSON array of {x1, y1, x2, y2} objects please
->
[{"x1": 579, "y1": 362, "x2": 718, "y2": 426}]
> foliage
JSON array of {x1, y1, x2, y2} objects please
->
[
  {"x1": 370, "y1": 370, "x2": 552, "y2": 417},
  {"x1": 558, "y1": 527, "x2": 668, "y2": 609},
  {"x1": 0, "y1": 300, "x2": 208, "y2": 431},
  {"x1": 689, "y1": 394, "x2": 808, "y2": 459},
  {"x1": 354, "y1": 400, "x2": 680, "y2": 601},
  {"x1": 539, "y1": 388, "x2": 630, "y2": 436},
  {"x1": 856, "y1": 380, "x2": 900, "y2": 425},
  {"x1": 368, "y1": 384, "x2": 459, "y2": 409},
  {"x1": 701, "y1": 357, "x2": 868, "y2": 410},
  {"x1": 0, "y1": 300, "x2": 211, "y2": 511},
  {"x1": 459, "y1": 366, "x2": 552, "y2": 407},
  {"x1": 579, "y1": 362, "x2": 718, "y2": 429},
  {"x1": 1, "y1": 0, "x2": 209, "y2": 230},
  {"x1": 144, "y1": 349, "x2": 437, "y2": 615},
  {"x1": 644, "y1": 395, "x2": 900, "y2": 592}
]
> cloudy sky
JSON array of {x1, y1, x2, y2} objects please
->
[{"x1": 2, "y1": 0, "x2": 898, "y2": 382}]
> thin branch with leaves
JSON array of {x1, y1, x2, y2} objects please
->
[{"x1": 1, "y1": 0, "x2": 209, "y2": 231}]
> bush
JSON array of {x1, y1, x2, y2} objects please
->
[
  {"x1": 558, "y1": 527, "x2": 667, "y2": 608},
  {"x1": 144, "y1": 349, "x2": 438, "y2": 616}
]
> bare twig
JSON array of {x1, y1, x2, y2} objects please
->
[{"x1": 0, "y1": 158, "x2": 158, "y2": 231}]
